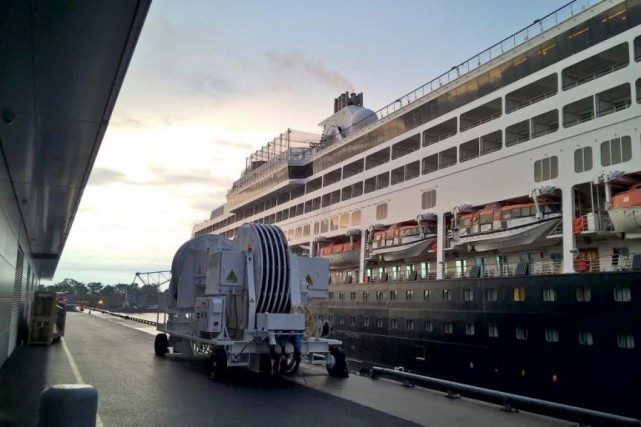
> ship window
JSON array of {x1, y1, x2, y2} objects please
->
[
  {"x1": 376, "y1": 172, "x2": 389, "y2": 190},
  {"x1": 424, "y1": 320, "x2": 434, "y2": 332},
  {"x1": 488, "y1": 323, "x2": 499, "y2": 338},
  {"x1": 362, "y1": 291, "x2": 369, "y2": 301},
  {"x1": 563, "y1": 96, "x2": 594, "y2": 128},
  {"x1": 442, "y1": 289, "x2": 452, "y2": 301},
  {"x1": 350, "y1": 316, "x2": 356, "y2": 326},
  {"x1": 330, "y1": 189, "x2": 341, "y2": 205},
  {"x1": 545, "y1": 329, "x2": 559, "y2": 343},
  {"x1": 364, "y1": 177, "x2": 376, "y2": 194},
  {"x1": 376, "y1": 203, "x2": 388, "y2": 220},
  {"x1": 636, "y1": 36, "x2": 641, "y2": 61},
  {"x1": 579, "y1": 331, "x2": 594, "y2": 346},
  {"x1": 287, "y1": 229, "x2": 294, "y2": 241},
  {"x1": 390, "y1": 290, "x2": 398, "y2": 301},
  {"x1": 340, "y1": 214, "x2": 350, "y2": 228},
  {"x1": 376, "y1": 291, "x2": 384, "y2": 301},
  {"x1": 574, "y1": 147, "x2": 593, "y2": 173},
  {"x1": 439, "y1": 147, "x2": 457, "y2": 169},
  {"x1": 516, "y1": 327, "x2": 528, "y2": 340},
  {"x1": 313, "y1": 222, "x2": 320, "y2": 235},
  {"x1": 423, "y1": 289, "x2": 432, "y2": 301},
  {"x1": 339, "y1": 315, "x2": 344, "y2": 325},
  {"x1": 465, "y1": 322, "x2": 475, "y2": 336},
  {"x1": 543, "y1": 287, "x2": 557, "y2": 302},
  {"x1": 352, "y1": 181, "x2": 363, "y2": 198},
  {"x1": 392, "y1": 133, "x2": 420, "y2": 159},
  {"x1": 406, "y1": 290, "x2": 414, "y2": 301},
  {"x1": 486, "y1": 288, "x2": 498, "y2": 301},
  {"x1": 460, "y1": 138, "x2": 480, "y2": 162},
  {"x1": 306, "y1": 177, "x2": 322, "y2": 194},
  {"x1": 351, "y1": 210, "x2": 361, "y2": 226},
  {"x1": 322, "y1": 194, "x2": 331, "y2": 208},
  {"x1": 422, "y1": 190, "x2": 437, "y2": 209},
  {"x1": 342, "y1": 159, "x2": 364, "y2": 179},
  {"x1": 406, "y1": 319, "x2": 415, "y2": 330},
  {"x1": 479, "y1": 213, "x2": 492, "y2": 225},
  {"x1": 376, "y1": 317, "x2": 383, "y2": 328},
  {"x1": 460, "y1": 98, "x2": 502, "y2": 132},
  {"x1": 614, "y1": 286, "x2": 631, "y2": 302},
  {"x1": 513, "y1": 287, "x2": 526, "y2": 302},
  {"x1": 303, "y1": 224, "x2": 310, "y2": 237},
  {"x1": 576, "y1": 287, "x2": 592, "y2": 302},
  {"x1": 391, "y1": 166, "x2": 405, "y2": 185},
  {"x1": 318, "y1": 314, "x2": 323, "y2": 322},
  {"x1": 505, "y1": 120, "x2": 530, "y2": 147},
  {"x1": 481, "y1": 130, "x2": 502, "y2": 155},
  {"x1": 339, "y1": 291, "x2": 345, "y2": 300},
  {"x1": 391, "y1": 318, "x2": 398, "y2": 329},
  {"x1": 328, "y1": 314, "x2": 334, "y2": 323},
  {"x1": 405, "y1": 161, "x2": 420, "y2": 181},
  {"x1": 422, "y1": 154, "x2": 438, "y2": 175},
  {"x1": 365, "y1": 147, "x2": 390, "y2": 170},
  {"x1": 330, "y1": 217, "x2": 339, "y2": 231},
  {"x1": 562, "y1": 43, "x2": 629, "y2": 90},
  {"x1": 349, "y1": 291, "x2": 356, "y2": 301},
  {"x1": 414, "y1": 346, "x2": 426, "y2": 361},
  {"x1": 463, "y1": 289, "x2": 474, "y2": 301},
  {"x1": 424, "y1": 117, "x2": 457, "y2": 146},
  {"x1": 617, "y1": 334, "x2": 635, "y2": 349},
  {"x1": 443, "y1": 322, "x2": 453, "y2": 334},
  {"x1": 506, "y1": 73, "x2": 557, "y2": 113},
  {"x1": 531, "y1": 110, "x2": 558, "y2": 139},
  {"x1": 596, "y1": 83, "x2": 631, "y2": 117},
  {"x1": 328, "y1": 292, "x2": 334, "y2": 300},
  {"x1": 363, "y1": 316, "x2": 370, "y2": 327},
  {"x1": 637, "y1": 78, "x2": 641, "y2": 104},
  {"x1": 323, "y1": 168, "x2": 342, "y2": 187},
  {"x1": 534, "y1": 156, "x2": 558, "y2": 183},
  {"x1": 601, "y1": 136, "x2": 632, "y2": 166}
]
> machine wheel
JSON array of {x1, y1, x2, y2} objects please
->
[
  {"x1": 210, "y1": 349, "x2": 228, "y2": 381},
  {"x1": 154, "y1": 333, "x2": 168, "y2": 356},
  {"x1": 326, "y1": 347, "x2": 348, "y2": 378},
  {"x1": 279, "y1": 352, "x2": 301, "y2": 376}
]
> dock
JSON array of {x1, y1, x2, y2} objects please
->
[{"x1": 0, "y1": 311, "x2": 573, "y2": 426}]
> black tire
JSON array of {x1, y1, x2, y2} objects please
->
[
  {"x1": 210, "y1": 349, "x2": 228, "y2": 381},
  {"x1": 326, "y1": 347, "x2": 349, "y2": 378},
  {"x1": 279, "y1": 352, "x2": 301, "y2": 376},
  {"x1": 154, "y1": 333, "x2": 168, "y2": 356},
  {"x1": 259, "y1": 353, "x2": 272, "y2": 375}
]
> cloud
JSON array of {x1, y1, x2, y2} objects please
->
[
  {"x1": 110, "y1": 111, "x2": 144, "y2": 128},
  {"x1": 265, "y1": 50, "x2": 354, "y2": 92},
  {"x1": 88, "y1": 168, "x2": 128, "y2": 185}
]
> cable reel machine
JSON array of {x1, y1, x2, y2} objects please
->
[{"x1": 155, "y1": 223, "x2": 348, "y2": 379}]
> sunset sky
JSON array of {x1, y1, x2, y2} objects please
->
[{"x1": 47, "y1": 0, "x2": 568, "y2": 285}]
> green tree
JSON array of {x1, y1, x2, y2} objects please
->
[
  {"x1": 101, "y1": 285, "x2": 115, "y2": 296},
  {"x1": 87, "y1": 282, "x2": 103, "y2": 295}
]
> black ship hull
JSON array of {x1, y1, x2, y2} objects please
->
[{"x1": 317, "y1": 271, "x2": 641, "y2": 418}]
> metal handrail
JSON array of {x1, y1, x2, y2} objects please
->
[{"x1": 370, "y1": 367, "x2": 641, "y2": 426}]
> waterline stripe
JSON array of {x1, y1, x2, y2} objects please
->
[{"x1": 62, "y1": 338, "x2": 104, "y2": 427}]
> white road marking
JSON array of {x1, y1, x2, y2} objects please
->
[{"x1": 61, "y1": 338, "x2": 104, "y2": 427}]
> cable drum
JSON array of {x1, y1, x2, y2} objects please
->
[{"x1": 234, "y1": 223, "x2": 291, "y2": 314}]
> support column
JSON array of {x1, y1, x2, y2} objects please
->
[
  {"x1": 359, "y1": 228, "x2": 367, "y2": 283},
  {"x1": 561, "y1": 185, "x2": 576, "y2": 274},
  {"x1": 436, "y1": 213, "x2": 446, "y2": 280}
]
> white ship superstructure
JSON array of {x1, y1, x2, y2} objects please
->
[{"x1": 195, "y1": 0, "x2": 641, "y2": 283}]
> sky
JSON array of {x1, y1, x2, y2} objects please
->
[{"x1": 46, "y1": 0, "x2": 569, "y2": 286}]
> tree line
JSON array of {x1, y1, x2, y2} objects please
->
[{"x1": 42, "y1": 278, "x2": 160, "y2": 307}]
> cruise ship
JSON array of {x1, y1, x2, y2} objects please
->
[{"x1": 193, "y1": 0, "x2": 641, "y2": 417}]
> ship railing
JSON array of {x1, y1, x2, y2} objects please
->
[
  {"x1": 459, "y1": 112, "x2": 502, "y2": 132},
  {"x1": 310, "y1": 0, "x2": 601, "y2": 155},
  {"x1": 391, "y1": 144, "x2": 421, "y2": 160},
  {"x1": 564, "y1": 113, "x2": 594, "y2": 128},
  {"x1": 596, "y1": 100, "x2": 632, "y2": 118},
  {"x1": 562, "y1": 61, "x2": 629, "y2": 90},
  {"x1": 370, "y1": 367, "x2": 641, "y2": 427},
  {"x1": 531, "y1": 126, "x2": 559, "y2": 139},
  {"x1": 505, "y1": 89, "x2": 558, "y2": 113},
  {"x1": 425, "y1": 130, "x2": 458, "y2": 146}
]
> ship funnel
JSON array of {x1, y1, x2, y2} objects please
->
[{"x1": 334, "y1": 91, "x2": 364, "y2": 112}]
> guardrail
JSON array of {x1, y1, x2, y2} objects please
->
[
  {"x1": 369, "y1": 366, "x2": 641, "y2": 427},
  {"x1": 90, "y1": 308, "x2": 158, "y2": 326}
]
